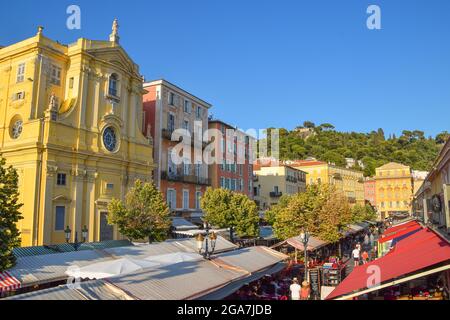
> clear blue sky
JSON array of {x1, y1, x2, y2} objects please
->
[{"x1": 2, "y1": 0, "x2": 449, "y2": 137}]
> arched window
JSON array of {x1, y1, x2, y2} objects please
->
[{"x1": 109, "y1": 73, "x2": 118, "y2": 97}]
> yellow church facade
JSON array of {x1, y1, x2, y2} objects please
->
[{"x1": 0, "y1": 22, "x2": 154, "y2": 246}]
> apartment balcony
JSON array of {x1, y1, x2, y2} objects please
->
[
  {"x1": 286, "y1": 176, "x2": 298, "y2": 183},
  {"x1": 161, "y1": 171, "x2": 211, "y2": 186},
  {"x1": 162, "y1": 128, "x2": 208, "y2": 149},
  {"x1": 270, "y1": 191, "x2": 283, "y2": 198}
]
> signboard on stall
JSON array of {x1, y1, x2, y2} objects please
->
[{"x1": 308, "y1": 268, "x2": 320, "y2": 299}]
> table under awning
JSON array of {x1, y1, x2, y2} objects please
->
[
  {"x1": 326, "y1": 228, "x2": 450, "y2": 300},
  {"x1": 0, "y1": 271, "x2": 21, "y2": 293}
]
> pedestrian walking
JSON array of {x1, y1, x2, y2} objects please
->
[
  {"x1": 361, "y1": 251, "x2": 369, "y2": 264},
  {"x1": 364, "y1": 234, "x2": 369, "y2": 247},
  {"x1": 352, "y1": 246, "x2": 360, "y2": 267},
  {"x1": 300, "y1": 281, "x2": 311, "y2": 300},
  {"x1": 290, "y1": 278, "x2": 301, "y2": 301}
]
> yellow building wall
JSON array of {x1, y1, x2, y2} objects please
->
[
  {"x1": 0, "y1": 28, "x2": 154, "y2": 246},
  {"x1": 254, "y1": 166, "x2": 306, "y2": 209},
  {"x1": 291, "y1": 163, "x2": 365, "y2": 205},
  {"x1": 375, "y1": 163, "x2": 413, "y2": 219}
]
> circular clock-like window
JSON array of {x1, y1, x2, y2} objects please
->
[
  {"x1": 11, "y1": 119, "x2": 23, "y2": 139},
  {"x1": 103, "y1": 126, "x2": 118, "y2": 152}
]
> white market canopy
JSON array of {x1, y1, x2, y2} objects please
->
[{"x1": 65, "y1": 258, "x2": 161, "y2": 280}]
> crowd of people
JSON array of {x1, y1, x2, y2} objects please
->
[{"x1": 227, "y1": 223, "x2": 386, "y2": 301}]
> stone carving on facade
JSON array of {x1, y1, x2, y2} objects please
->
[
  {"x1": 71, "y1": 168, "x2": 87, "y2": 181},
  {"x1": 46, "y1": 93, "x2": 59, "y2": 120},
  {"x1": 86, "y1": 171, "x2": 98, "y2": 183},
  {"x1": 46, "y1": 165, "x2": 58, "y2": 177}
]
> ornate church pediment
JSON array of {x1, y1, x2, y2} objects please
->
[{"x1": 87, "y1": 47, "x2": 139, "y2": 78}]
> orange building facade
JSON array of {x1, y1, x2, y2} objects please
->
[
  {"x1": 364, "y1": 178, "x2": 377, "y2": 207},
  {"x1": 143, "y1": 80, "x2": 211, "y2": 217},
  {"x1": 208, "y1": 120, "x2": 254, "y2": 199}
]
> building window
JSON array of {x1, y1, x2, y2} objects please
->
[
  {"x1": 183, "y1": 190, "x2": 189, "y2": 209},
  {"x1": 231, "y1": 179, "x2": 236, "y2": 191},
  {"x1": 11, "y1": 119, "x2": 23, "y2": 139},
  {"x1": 50, "y1": 65, "x2": 61, "y2": 86},
  {"x1": 169, "y1": 92, "x2": 175, "y2": 105},
  {"x1": 220, "y1": 177, "x2": 225, "y2": 188},
  {"x1": 225, "y1": 178, "x2": 230, "y2": 190},
  {"x1": 195, "y1": 164, "x2": 201, "y2": 177},
  {"x1": 183, "y1": 163, "x2": 190, "y2": 176},
  {"x1": 184, "y1": 100, "x2": 191, "y2": 114},
  {"x1": 167, "y1": 113, "x2": 175, "y2": 132},
  {"x1": 167, "y1": 189, "x2": 176, "y2": 209},
  {"x1": 106, "y1": 183, "x2": 114, "y2": 190},
  {"x1": 183, "y1": 120, "x2": 190, "y2": 131},
  {"x1": 108, "y1": 73, "x2": 118, "y2": 97},
  {"x1": 69, "y1": 77, "x2": 74, "y2": 89},
  {"x1": 57, "y1": 173, "x2": 67, "y2": 186},
  {"x1": 196, "y1": 106, "x2": 202, "y2": 119},
  {"x1": 17, "y1": 63, "x2": 25, "y2": 83},
  {"x1": 55, "y1": 206, "x2": 65, "y2": 231},
  {"x1": 103, "y1": 126, "x2": 118, "y2": 152},
  {"x1": 195, "y1": 191, "x2": 202, "y2": 209}
]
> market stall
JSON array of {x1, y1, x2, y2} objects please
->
[{"x1": 326, "y1": 228, "x2": 450, "y2": 300}]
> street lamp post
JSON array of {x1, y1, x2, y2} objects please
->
[
  {"x1": 300, "y1": 230, "x2": 310, "y2": 283},
  {"x1": 64, "y1": 225, "x2": 88, "y2": 251},
  {"x1": 196, "y1": 222, "x2": 217, "y2": 260}
]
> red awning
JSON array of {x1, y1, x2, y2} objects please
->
[
  {"x1": 0, "y1": 271, "x2": 21, "y2": 293},
  {"x1": 326, "y1": 228, "x2": 450, "y2": 300},
  {"x1": 378, "y1": 224, "x2": 423, "y2": 244},
  {"x1": 382, "y1": 220, "x2": 420, "y2": 238}
]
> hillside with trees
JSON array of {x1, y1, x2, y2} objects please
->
[{"x1": 265, "y1": 122, "x2": 448, "y2": 177}]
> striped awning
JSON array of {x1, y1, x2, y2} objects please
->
[{"x1": 0, "y1": 271, "x2": 21, "y2": 292}]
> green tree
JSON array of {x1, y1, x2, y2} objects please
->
[
  {"x1": 0, "y1": 156, "x2": 23, "y2": 271},
  {"x1": 271, "y1": 122, "x2": 441, "y2": 176},
  {"x1": 270, "y1": 184, "x2": 352, "y2": 243},
  {"x1": 436, "y1": 131, "x2": 450, "y2": 144},
  {"x1": 201, "y1": 188, "x2": 259, "y2": 240},
  {"x1": 303, "y1": 121, "x2": 316, "y2": 129},
  {"x1": 351, "y1": 204, "x2": 377, "y2": 223},
  {"x1": 107, "y1": 180, "x2": 171, "y2": 243}
]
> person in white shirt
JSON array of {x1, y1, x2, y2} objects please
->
[
  {"x1": 290, "y1": 278, "x2": 301, "y2": 300},
  {"x1": 352, "y1": 246, "x2": 360, "y2": 267}
]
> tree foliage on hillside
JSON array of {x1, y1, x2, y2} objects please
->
[{"x1": 265, "y1": 123, "x2": 446, "y2": 176}]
